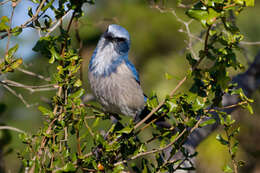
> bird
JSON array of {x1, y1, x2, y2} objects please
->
[{"x1": 88, "y1": 24, "x2": 170, "y2": 128}]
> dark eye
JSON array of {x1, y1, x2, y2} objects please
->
[{"x1": 114, "y1": 37, "x2": 125, "y2": 42}]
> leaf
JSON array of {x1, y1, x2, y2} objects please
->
[
  {"x1": 49, "y1": 55, "x2": 55, "y2": 64},
  {"x1": 38, "y1": 106, "x2": 53, "y2": 118},
  {"x1": 165, "y1": 99, "x2": 178, "y2": 112},
  {"x1": 246, "y1": 104, "x2": 254, "y2": 114},
  {"x1": 216, "y1": 134, "x2": 229, "y2": 145},
  {"x1": 74, "y1": 79, "x2": 82, "y2": 87},
  {"x1": 113, "y1": 164, "x2": 125, "y2": 173},
  {"x1": 7, "y1": 44, "x2": 19, "y2": 58},
  {"x1": 61, "y1": 162, "x2": 76, "y2": 172},
  {"x1": 222, "y1": 164, "x2": 233, "y2": 173},
  {"x1": 199, "y1": 118, "x2": 216, "y2": 127},
  {"x1": 69, "y1": 88, "x2": 85, "y2": 99},
  {"x1": 28, "y1": 7, "x2": 33, "y2": 17},
  {"x1": 231, "y1": 141, "x2": 239, "y2": 156},
  {"x1": 50, "y1": 47, "x2": 62, "y2": 60},
  {"x1": 245, "y1": 0, "x2": 254, "y2": 6},
  {"x1": 12, "y1": 27, "x2": 22, "y2": 36},
  {"x1": 186, "y1": 53, "x2": 197, "y2": 67},
  {"x1": 0, "y1": 16, "x2": 10, "y2": 31},
  {"x1": 186, "y1": 9, "x2": 208, "y2": 27},
  {"x1": 10, "y1": 58, "x2": 23, "y2": 69},
  {"x1": 165, "y1": 72, "x2": 173, "y2": 80},
  {"x1": 186, "y1": 117, "x2": 197, "y2": 127},
  {"x1": 117, "y1": 126, "x2": 133, "y2": 134}
]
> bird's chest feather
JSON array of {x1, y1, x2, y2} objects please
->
[{"x1": 88, "y1": 63, "x2": 145, "y2": 117}]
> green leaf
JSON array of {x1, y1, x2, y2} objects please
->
[
  {"x1": 28, "y1": 7, "x2": 33, "y2": 17},
  {"x1": 50, "y1": 47, "x2": 62, "y2": 60},
  {"x1": 49, "y1": 55, "x2": 55, "y2": 64},
  {"x1": 38, "y1": 106, "x2": 53, "y2": 118},
  {"x1": 61, "y1": 162, "x2": 76, "y2": 172},
  {"x1": 246, "y1": 104, "x2": 254, "y2": 114},
  {"x1": 7, "y1": 44, "x2": 19, "y2": 58},
  {"x1": 216, "y1": 134, "x2": 229, "y2": 145},
  {"x1": 199, "y1": 118, "x2": 216, "y2": 127},
  {"x1": 186, "y1": 9, "x2": 208, "y2": 27},
  {"x1": 113, "y1": 164, "x2": 125, "y2": 173},
  {"x1": 186, "y1": 117, "x2": 197, "y2": 127},
  {"x1": 12, "y1": 27, "x2": 23, "y2": 36},
  {"x1": 245, "y1": 0, "x2": 254, "y2": 6},
  {"x1": 10, "y1": 58, "x2": 23, "y2": 69},
  {"x1": 186, "y1": 53, "x2": 197, "y2": 67},
  {"x1": 92, "y1": 117, "x2": 100, "y2": 128},
  {"x1": 0, "y1": 16, "x2": 10, "y2": 31},
  {"x1": 164, "y1": 72, "x2": 173, "y2": 80},
  {"x1": 69, "y1": 88, "x2": 85, "y2": 99},
  {"x1": 165, "y1": 99, "x2": 177, "y2": 112},
  {"x1": 117, "y1": 126, "x2": 133, "y2": 134},
  {"x1": 222, "y1": 164, "x2": 233, "y2": 173},
  {"x1": 231, "y1": 141, "x2": 239, "y2": 156},
  {"x1": 74, "y1": 79, "x2": 82, "y2": 87}
]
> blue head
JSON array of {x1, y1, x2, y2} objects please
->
[{"x1": 89, "y1": 24, "x2": 131, "y2": 76}]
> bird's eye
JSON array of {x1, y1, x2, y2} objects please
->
[
  {"x1": 106, "y1": 35, "x2": 113, "y2": 40},
  {"x1": 114, "y1": 37, "x2": 125, "y2": 42}
]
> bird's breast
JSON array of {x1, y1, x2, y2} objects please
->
[{"x1": 88, "y1": 63, "x2": 145, "y2": 117}]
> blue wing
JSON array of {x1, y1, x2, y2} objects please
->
[{"x1": 125, "y1": 59, "x2": 140, "y2": 84}]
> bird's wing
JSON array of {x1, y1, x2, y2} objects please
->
[{"x1": 125, "y1": 59, "x2": 140, "y2": 84}]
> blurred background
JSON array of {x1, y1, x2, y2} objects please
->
[{"x1": 0, "y1": 0, "x2": 260, "y2": 172}]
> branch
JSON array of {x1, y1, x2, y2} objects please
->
[
  {"x1": 240, "y1": 41, "x2": 260, "y2": 45},
  {"x1": 169, "y1": 50, "x2": 260, "y2": 172},
  {"x1": 134, "y1": 18, "x2": 212, "y2": 130},
  {"x1": 0, "y1": 79, "x2": 57, "y2": 93},
  {"x1": 45, "y1": 10, "x2": 71, "y2": 37},
  {"x1": 17, "y1": 68, "x2": 51, "y2": 82},
  {"x1": 0, "y1": 126, "x2": 25, "y2": 133},
  {"x1": 2, "y1": 85, "x2": 33, "y2": 108}
]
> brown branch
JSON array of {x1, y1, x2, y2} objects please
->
[
  {"x1": 17, "y1": 68, "x2": 51, "y2": 82},
  {"x1": 20, "y1": 0, "x2": 47, "y2": 28},
  {"x1": 0, "y1": 79, "x2": 57, "y2": 93},
  {"x1": 115, "y1": 118, "x2": 203, "y2": 166}
]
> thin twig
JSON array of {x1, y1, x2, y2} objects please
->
[
  {"x1": 0, "y1": 79, "x2": 57, "y2": 93},
  {"x1": 45, "y1": 10, "x2": 71, "y2": 37},
  {"x1": 0, "y1": 126, "x2": 25, "y2": 133},
  {"x1": 115, "y1": 118, "x2": 203, "y2": 166},
  {"x1": 21, "y1": 0, "x2": 47, "y2": 28},
  {"x1": 240, "y1": 41, "x2": 260, "y2": 45},
  {"x1": 0, "y1": 0, "x2": 11, "y2": 6},
  {"x1": 17, "y1": 68, "x2": 51, "y2": 81},
  {"x1": 2, "y1": 85, "x2": 33, "y2": 108},
  {"x1": 84, "y1": 118, "x2": 94, "y2": 137}
]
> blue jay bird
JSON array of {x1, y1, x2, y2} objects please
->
[{"x1": 88, "y1": 24, "x2": 170, "y2": 127}]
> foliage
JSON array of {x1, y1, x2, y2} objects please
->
[{"x1": 0, "y1": 0, "x2": 256, "y2": 172}]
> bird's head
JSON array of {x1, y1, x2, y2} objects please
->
[
  {"x1": 100, "y1": 24, "x2": 130, "y2": 55},
  {"x1": 89, "y1": 24, "x2": 131, "y2": 76}
]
